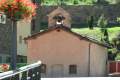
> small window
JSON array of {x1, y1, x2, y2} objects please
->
[
  {"x1": 41, "y1": 64, "x2": 46, "y2": 73},
  {"x1": 19, "y1": 35, "x2": 22, "y2": 44},
  {"x1": 69, "y1": 65, "x2": 77, "y2": 74}
]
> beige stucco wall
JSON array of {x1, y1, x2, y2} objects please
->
[
  {"x1": 27, "y1": 29, "x2": 107, "y2": 77},
  {"x1": 17, "y1": 20, "x2": 31, "y2": 56},
  {"x1": 90, "y1": 43, "x2": 108, "y2": 76}
]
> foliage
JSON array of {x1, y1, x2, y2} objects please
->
[
  {"x1": 108, "y1": 48, "x2": 118, "y2": 54},
  {"x1": 94, "y1": 0, "x2": 109, "y2": 5},
  {"x1": 111, "y1": 33, "x2": 120, "y2": 54},
  {"x1": 117, "y1": 17, "x2": 120, "y2": 22},
  {"x1": 72, "y1": 27, "x2": 120, "y2": 60},
  {"x1": 115, "y1": 0, "x2": 120, "y2": 4},
  {"x1": 115, "y1": 53, "x2": 120, "y2": 60},
  {"x1": 72, "y1": 27, "x2": 120, "y2": 42},
  {"x1": 41, "y1": 0, "x2": 118, "y2": 5},
  {"x1": 0, "y1": 0, "x2": 37, "y2": 20},
  {"x1": 110, "y1": 36, "x2": 120, "y2": 60},
  {"x1": 73, "y1": 0, "x2": 79, "y2": 5},
  {"x1": 103, "y1": 29, "x2": 109, "y2": 43},
  {"x1": 97, "y1": 14, "x2": 108, "y2": 30},
  {"x1": 97, "y1": 14, "x2": 109, "y2": 43},
  {"x1": 87, "y1": 16, "x2": 94, "y2": 30}
]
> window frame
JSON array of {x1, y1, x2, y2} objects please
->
[{"x1": 69, "y1": 64, "x2": 77, "y2": 74}]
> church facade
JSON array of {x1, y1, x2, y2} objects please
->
[{"x1": 25, "y1": 7, "x2": 109, "y2": 77}]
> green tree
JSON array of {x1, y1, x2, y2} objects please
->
[
  {"x1": 97, "y1": 14, "x2": 108, "y2": 31},
  {"x1": 110, "y1": 33, "x2": 120, "y2": 60},
  {"x1": 115, "y1": 0, "x2": 120, "y2": 4},
  {"x1": 112, "y1": 33, "x2": 120, "y2": 51},
  {"x1": 74, "y1": 0, "x2": 79, "y2": 5},
  {"x1": 97, "y1": 14, "x2": 109, "y2": 43},
  {"x1": 88, "y1": 16, "x2": 94, "y2": 30},
  {"x1": 40, "y1": 0, "x2": 45, "y2": 4},
  {"x1": 103, "y1": 29, "x2": 109, "y2": 43},
  {"x1": 94, "y1": 0, "x2": 109, "y2": 5},
  {"x1": 59, "y1": 0, "x2": 67, "y2": 6}
]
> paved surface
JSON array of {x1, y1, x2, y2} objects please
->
[{"x1": 42, "y1": 77, "x2": 120, "y2": 80}]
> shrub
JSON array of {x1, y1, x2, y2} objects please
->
[
  {"x1": 73, "y1": 0, "x2": 79, "y2": 5},
  {"x1": 0, "y1": 64, "x2": 10, "y2": 72}
]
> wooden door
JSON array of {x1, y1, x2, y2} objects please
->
[{"x1": 51, "y1": 64, "x2": 64, "y2": 77}]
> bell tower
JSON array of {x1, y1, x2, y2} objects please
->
[
  {"x1": 47, "y1": 7, "x2": 71, "y2": 28},
  {"x1": 53, "y1": 14, "x2": 65, "y2": 27}
]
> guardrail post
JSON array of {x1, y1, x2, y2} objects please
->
[
  {"x1": 36, "y1": 66, "x2": 41, "y2": 80},
  {"x1": 11, "y1": 74, "x2": 19, "y2": 80},
  {"x1": 28, "y1": 69, "x2": 33, "y2": 80},
  {"x1": 21, "y1": 71, "x2": 27, "y2": 80},
  {"x1": 15, "y1": 74, "x2": 20, "y2": 80}
]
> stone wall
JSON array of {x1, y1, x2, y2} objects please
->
[
  {"x1": 0, "y1": 19, "x2": 12, "y2": 55},
  {"x1": 36, "y1": 4, "x2": 120, "y2": 29}
]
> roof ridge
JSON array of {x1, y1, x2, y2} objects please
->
[{"x1": 25, "y1": 26, "x2": 111, "y2": 48}]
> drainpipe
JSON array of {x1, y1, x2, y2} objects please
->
[
  {"x1": 106, "y1": 49, "x2": 109, "y2": 76},
  {"x1": 88, "y1": 43, "x2": 91, "y2": 76}
]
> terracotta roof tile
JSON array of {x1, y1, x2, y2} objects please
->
[{"x1": 24, "y1": 26, "x2": 111, "y2": 48}]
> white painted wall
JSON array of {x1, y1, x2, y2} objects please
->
[{"x1": 17, "y1": 20, "x2": 31, "y2": 56}]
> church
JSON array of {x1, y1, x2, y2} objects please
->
[{"x1": 25, "y1": 7, "x2": 109, "y2": 77}]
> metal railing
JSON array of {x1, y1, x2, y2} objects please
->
[{"x1": 0, "y1": 61, "x2": 41, "y2": 80}]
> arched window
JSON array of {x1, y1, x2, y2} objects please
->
[{"x1": 53, "y1": 14, "x2": 65, "y2": 26}]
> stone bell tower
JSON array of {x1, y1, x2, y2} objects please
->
[{"x1": 47, "y1": 7, "x2": 71, "y2": 28}]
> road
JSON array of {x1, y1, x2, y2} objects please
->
[{"x1": 41, "y1": 77, "x2": 120, "y2": 80}]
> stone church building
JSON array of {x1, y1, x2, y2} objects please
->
[{"x1": 25, "y1": 7, "x2": 109, "y2": 77}]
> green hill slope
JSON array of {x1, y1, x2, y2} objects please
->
[{"x1": 72, "y1": 27, "x2": 120, "y2": 41}]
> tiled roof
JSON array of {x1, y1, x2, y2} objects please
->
[{"x1": 25, "y1": 26, "x2": 111, "y2": 48}]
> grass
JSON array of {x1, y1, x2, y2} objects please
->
[
  {"x1": 42, "y1": 0, "x2": 116, "y2": 5},
  {"x1": 72, "y1": 27, "x2": 120, "y2": 41}
]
